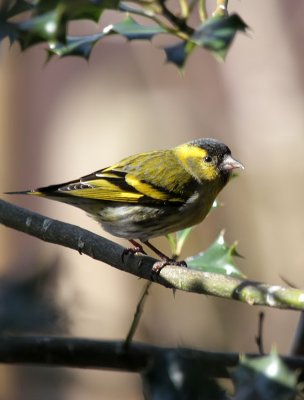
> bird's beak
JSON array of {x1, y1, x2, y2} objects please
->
[{"x1": 222, "y1": 155, "x2": 244, "y2": 171}]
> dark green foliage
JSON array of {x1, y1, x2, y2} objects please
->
[
  {"x1": 47, "y1": 33, "x2": 104, "y2": 59},
  {"x1": 0, "y1": 0, "x2": 248, "y2": 67},
  {"x1": 142, "y1": 351, "x2": 299, "y2": 399},
  {"x1": 232, "y1": 353, "x2": 298, "y2": 400},
  {"x1": 163, "y1": 41, "x2": 193, "y2": 69},
  {"x1": 142, "y1": 352, "x2": 228, "y2": 400},
  {"x1": 191, "y1": 14, "x2": 248, "y2": 61},
  {"x1": 34, "y1": 0, "x2": 119, "y2": 22}
]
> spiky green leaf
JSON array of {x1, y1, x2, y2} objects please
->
[
  {"x1": 186, "y1": 231, "x2": 244, "y2": 278},
  {"x1": 47, "y1": 15, "x2": 166, "y2": 60},
  {"x1": 35, "y1": 0, "x2": 119, "y2": 22},
  {"x1": 0, "y1": 1, "x2": 249, "y2": 66},
  {"x1": 163, "y1": 41, "x2": 196, "y2": 69},
  {"x1": 0, "y1": 0, "x2": 32, "y2": 43},
  {"x1": 47, "y1": 32, "x2": 104, "y2": 59},
  {"x1": 3, "y1": 0, "x2": 33, "y2": 19},
  {"x1": 18, "y1": 10, "x2": 66, "y2": 50},
  {"x1": 191, "y1": 14, "x2": 248, "y2": 61},
  {"x1": 111, "y1": 15, "x2": 166, "y2": 41}
]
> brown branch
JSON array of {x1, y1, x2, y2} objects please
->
[
  {"x1": 0, "y1": 335, "x2": 303, "y2": 375},
  {"x1": 1, "y1": 198, "x2": 304, "y2": 310}
]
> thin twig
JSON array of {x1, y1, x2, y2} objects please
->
[
  {"x1": 124, "y1": 281, "x2": 153, "y2": 349},
  {"x1": 255, "y1": 312, "x2": 265, "y2": 355},
  {"x1": 119, "y1": 3, "x2": 190, "y2": 40}
]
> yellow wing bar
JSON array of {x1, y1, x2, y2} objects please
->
[{"x1": 58, "y1": 172, "x2": 184, "y2": 204}]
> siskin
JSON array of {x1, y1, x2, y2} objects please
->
[{"x1": 8, "y1": 138, "x2": 244, "y2": 271}]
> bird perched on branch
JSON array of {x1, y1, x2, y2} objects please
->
[{"x1": 8, "y1": 138, "x2": 243, "y2": 271}]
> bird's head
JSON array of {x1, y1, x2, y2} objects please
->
[{"x1": 174, "y1": 138, "x2": 244, "y2": 185}]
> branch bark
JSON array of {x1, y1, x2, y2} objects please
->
[
  {"x1": 0, "y1": 335, "x2": 303, "y2": 375},
  {"x1": 1, "y1": 198, "x2": 304, "y2": 310}
]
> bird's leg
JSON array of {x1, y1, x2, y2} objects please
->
[
  {"x1": 129, "y1": 239, "x2": 147, "y2": 254},
  {"x1": 142, "y1": 240, "x2": 187, "y2": 273},
  {"x1": 141, "y1": 240, "x2": 170, "y2": 261}
]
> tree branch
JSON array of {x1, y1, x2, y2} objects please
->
[
  {"x1": 1, "y1": 198, "x2": 304, "y2": 310},
  {"x1": 0, "y1": 335, "x2": 303, "y2": 375},
  {"x1": 158, "y1": 0, "x2": 194, "y2": 35}
]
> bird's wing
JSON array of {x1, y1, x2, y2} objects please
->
[{"x1": 49, "y1": 151, "x2": 187, "y2": 204}]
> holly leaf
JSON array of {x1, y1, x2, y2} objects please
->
[
  {"x1": 110, "y1": 15, "x2": 166, "y2": 41},
  {"x1": 0, "y1": 1, "x2": 250, "y2": 66},
  {"x1": 47, "y1": 32, "x2": 104, "y2": 59},
  {"x1": 191, "y1": 13, "x2": 248, "y2": 61},
  {"x1": 18, "y1": 9, "x2": 66, "y2": 50},
  {"x1": 163, "y1": 41, "x2": 196, "y2": 69},
  {"x1": 35, "y1": 0, "x2": 119, "y2": 22},
  {"x1": 0, "y1": 19, "x2": 17, "y2": 43},
  {"x1": 47, "y1": 14, "x2": 166, "y2": 60},
  {"x1": 143, "y1": 352, "x2": 228, "y2": 400},
  {"x1": 0, "y1": 0, "x2": 32, "y2": 44},
  {"x1": 2, "y1": 0, "x2": 33, "y2": 19},
  {"x1": 232, "y1": 352, "x2": 298, "y2": 400},
  {"x1": 186, "y1": 230, "x2": 245, "y2": 278},
  {"x1": 1, "y1": 0, "x2": 121, "y2": 52}
]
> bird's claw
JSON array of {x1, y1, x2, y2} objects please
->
[
  {"x1": 121, "y1": 245, "x2": 147, "y2": 262},
  {"x1": 152, "y1": 259, "x2": 187, "y2": 274}
]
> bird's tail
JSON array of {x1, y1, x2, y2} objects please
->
[
  {"x1": 5, "y1": 190, "x2": 44, "y2": 196},
  {"x1": 5, "y1": 180, "x2": 76, "y2": 197}
]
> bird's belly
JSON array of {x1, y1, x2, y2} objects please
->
[{"x1": 94, "y1": 191, "x2": 215, "y2": 241}]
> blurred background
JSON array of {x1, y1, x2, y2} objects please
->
[{"x1": 1, "y1": 0, "x2": 304, "y2": 398}]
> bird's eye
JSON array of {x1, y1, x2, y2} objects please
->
[{"x1": 204, "y1": 156, "x2": 212, "y2": 163}]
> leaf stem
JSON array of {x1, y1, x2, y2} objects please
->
[
  {"x1": 158, "y1": 0, "x2": 194, "y2": 35},
  {"x1": 198, "y1": 0, "x2": 208, "y2": 21},
  {"x1": 179, "y1": 0, "x2": 189, "y2": 18},
  {"x1": 119, "y1": 3, "x2": 190, "y2": 40},
  {"x1": 213, "y1": 0, "x2": 228, "y2": 17}
]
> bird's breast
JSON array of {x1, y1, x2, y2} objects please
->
[{"x1": 91, "y1": 182, "x2": 219, "y2": 241}]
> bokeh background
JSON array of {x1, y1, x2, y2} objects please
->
[{"x1": 1, "y1": 0, "x2": 304, "y2": 398}]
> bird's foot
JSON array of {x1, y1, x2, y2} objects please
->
[
  {"x1": 152, "y1": 259, "x2": 187, "y2": 274},
  {"x1": 123, "y1": 239, "x2": 187, "y2": 274},
  {"x1": 140, "y1": 240, "x2": 187, "y2": 273}
]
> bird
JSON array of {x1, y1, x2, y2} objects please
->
[{"x1": 7, "y1": 138, "x2": 244, "y2": 271}]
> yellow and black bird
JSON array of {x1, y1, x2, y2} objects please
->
[{"x1": 8, "y1": 138, "x2": 243, "y2": 270}]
